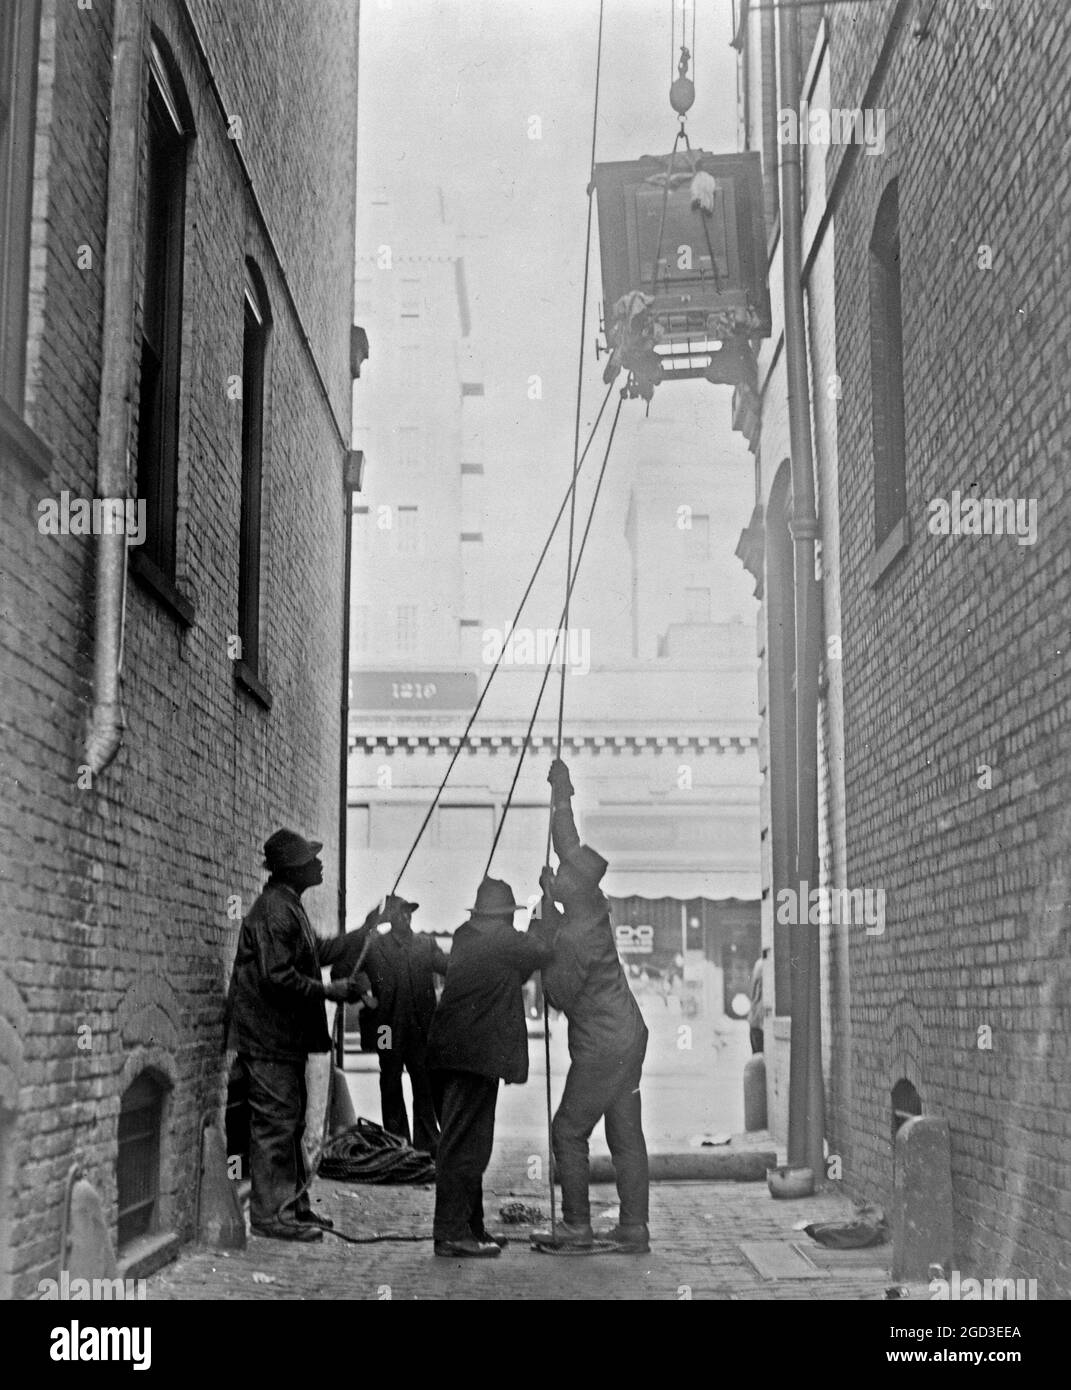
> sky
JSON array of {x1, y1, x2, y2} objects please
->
[{"x1": 354, "y1": 0, "x2": 756, "y2": 662}]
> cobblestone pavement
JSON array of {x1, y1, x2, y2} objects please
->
[{"x1": 151, "y1": 1005, "x2": 907, "y2": 1301}]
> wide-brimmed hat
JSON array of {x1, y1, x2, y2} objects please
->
[
  {"x1": 263, "y1": 828, "x2": 323, "y2": 872},
  {"x1": 468, "y1": 876, "x2": 526, "y2": 918},
  {"x1": 376, "y1": 892, "x2": 420, "y2": 924}
]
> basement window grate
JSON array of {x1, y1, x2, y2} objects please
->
[{"x1": 117, "y1": 1073, "x2": 165, "y2": 1249}]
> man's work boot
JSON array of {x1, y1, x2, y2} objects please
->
[
  {"x1": 434, "y1": 1236, "x2": 501, "y2": 1259},
  {"x1": 251, "y1": 1220, "x2": 323, "y2": 1242},
  {"x1": 470, "y1": 1227, "x2": 507, "y2": 1249},
  {"x1": 530, "y1": 1219, "x2": 594, "y2": 1250},
  {"x1": 605, "y1": 1223, "x2": 650, "y2": 1254}
]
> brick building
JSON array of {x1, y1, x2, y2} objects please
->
[
  {"x1": 0, "y1": 0, "x2": 360, "y2": 1296},
  {"x1": 733, "y1": 0, "x2": 1069, "y2": 1293}
]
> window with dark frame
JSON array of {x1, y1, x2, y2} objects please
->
[
  {"x1": 0, "y1": 0, "x2": 41, "y2": 416},
  {"x1": 869, "y1": 179, "x2": 907, "y2": 553},
  {"x1": 238, "y1": 263, "x2": 269, "y2": 675},
  {"x1": 136, "y1": 40, "x2": 188, "y2": 580}
]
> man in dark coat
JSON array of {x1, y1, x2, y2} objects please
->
[
  {"x1": 426, "y1": 877, "x2": 553, "y2": 1258},
  {"x1": 358, "y1": 893, "x2": 448, "y2": 1156},
  {"x1": 225, "y1": 829, "x2": 368, "y2": 1241},
  {"x1": 531, "y1": 759, "x2": 651, "y2": 1254}
]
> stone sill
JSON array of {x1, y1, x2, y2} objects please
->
[
  {"x1": 129, "y1": 547, "x2": 196, "y2": 626},
  {"x1": 118, "y1": 1230, "x2": 180, "y2": 1281},
  {"x1": 870, "y1": 514, "x2": 911, "y2": 587},
  {"x1": 0, "y1": 397, "x2": 52, "y2": 477},
  {"x1": 234, "y1": 658, "x2": 273, "y2": 710}
]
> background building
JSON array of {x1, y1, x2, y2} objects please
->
[
  {"x1": 734, "y1": 0, "x2": 1070, "y2": 1293},
  {"x1": 347, "y1": 174, "x2": 761, "y2": 1016},
  {"x1": 0, "y1": 0, "x2": 359, "y2": 1296}
]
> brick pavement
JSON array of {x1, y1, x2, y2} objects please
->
[{"x1": 150, "y1": 1007, "x2": 908, "y2": 1300}]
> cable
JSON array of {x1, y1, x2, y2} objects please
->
[
  {"x1": 388, "y1": 380, "x2": 615, "y2": 894},
  {"x1": 487, "y1": 392, "x2": 623, "y2": 876}
]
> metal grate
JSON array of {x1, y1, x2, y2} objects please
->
[{"x1": 117, "y1": 1074, "x2": 164, "y2": 1248}]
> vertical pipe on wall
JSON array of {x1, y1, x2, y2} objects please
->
[
  {"x1": 86, "y1": 0, "x2": 146, "y2": 774},
  {"x1": 776, "y1": 0, "x2": 825, "y2": 1177}
]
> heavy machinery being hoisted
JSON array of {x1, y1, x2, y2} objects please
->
[{"x1": 593, "y1": 45, "x2": 771, "y2": 404}]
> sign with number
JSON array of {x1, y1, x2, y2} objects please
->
[
  {"x1": 615, "y1": 923, "x2": 655, "y2": 955},
  {"x1": 350, "y1": 671, "x2": 478, "y2": 710}
]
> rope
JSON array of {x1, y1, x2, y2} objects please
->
[
  {"x1": 486, "y1": 392, "x2": 622, "y2": 876},
  {"x1": 318, "y1": 1118, "x2": 437, "y2": 1185},
  {"x1": 541, "y1": 0, "x2": 605, "y2": 1247},
  {"x1": 388, "y1": 380, "x2": 615, "y2": 894},
  {"x1": 559, "y1": 0, "x2": 605, "y2": 760}
]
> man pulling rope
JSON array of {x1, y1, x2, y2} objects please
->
[{"x1": 531, "y1": 759, "x2": 651, "y2": 1255}]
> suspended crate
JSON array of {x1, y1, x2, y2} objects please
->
[{"x1": 593, "y1": 149, "x2": 770, "y2": 398}]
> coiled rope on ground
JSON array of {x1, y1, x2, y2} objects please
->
[{"x1": 319, "y1": 1117, "x2": 437, "y2": 1185}]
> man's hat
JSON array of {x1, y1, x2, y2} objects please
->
[
  {"x1": 468, "y1": 876, "x2": 526, "y2": 918},
  {"x1": 263, "y1": 828, "x2": 323, "y2": 872},
  {"x1": 376, "y1": 892, "x2": 419, "y2": 924}
]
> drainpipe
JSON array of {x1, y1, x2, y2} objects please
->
[
  {"x1": 85, "y1": 0, "x2": 145, "y2": 775},
  {"x1": 777, "y1": 0, "x2": 825, "y2": 1176},
  {"x1": 335, "y1": 449, "x2": 364, "y2": 1067}
]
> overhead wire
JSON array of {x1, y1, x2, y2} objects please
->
[{"x1": 389, "y1": 380, "x2": 615, "y2": 895}]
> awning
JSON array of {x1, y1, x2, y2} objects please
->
[{"x1": 601, "y1": 868, "x2": 759, "y2": 902}]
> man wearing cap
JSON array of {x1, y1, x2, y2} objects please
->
[
  {"x1": 425, "y1": 877, "x2": 553, "y2": 1258},
  {"x1": 225, "y1": 829, "x2": 370, "y2": 1241},
  {"x1": 531, "y1": 759, "x2": 651, "y2": 1254},
  {"x1": 357, "y1": 894, "x2": 448, "y2": 1156}
]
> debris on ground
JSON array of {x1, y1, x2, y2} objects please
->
[
  {"x1": 801, "y1": 1201, "x2": 887, "y2": 1248},
  {"x1": 499, "y1": 1201, "x2": 547, "y2": 1225}
]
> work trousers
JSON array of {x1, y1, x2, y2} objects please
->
[
  {"x1": 240, "y1": 1054, "x2": 313, "y2": 1227},
  {"x1": 379, "y1": 1049, "x2": 441, "y2": 1157},
  {"x1": 431, "y1": 1069, "x2": 499, "y2": 1242},
  {"x1": 551, "y1": 1040, "x2": 649, "y2": 1226}
]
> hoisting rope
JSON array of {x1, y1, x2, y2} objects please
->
[
  {"x1": 389, "y1": 379, "x2": 615, "y2": 894},
  {"x1": 484, "y1": 391, "x2": 623, "y2": 876},
  {"x1": 539, "y1": 0, "x2": 606, "y2": 1243}
]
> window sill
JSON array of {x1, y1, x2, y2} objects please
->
[
  {"x1": 869, "y1": 514, "x2": 910, "y2": 587},
  {"x1": 117, "y1": 1230, "x2": 180, "y2": 1281},
  {"x1": 234, "y1": 658, "x2": 273, "y2": 710},
  {"x1": 129, "y1": 547, "x2": 196, "y2": 626},
  {"x1": 0, "y1": 398, "x2": 52, "y2": 477}
]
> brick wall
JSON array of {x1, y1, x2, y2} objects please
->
[
  {"x1": 829, "y1": 0, "x2": 1071, "y2": 1293},
  {"x1": 0, "y1": 0, "x2": 358, "y2": 1297}
]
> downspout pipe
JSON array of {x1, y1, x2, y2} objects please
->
[
  {"x1": 335, "y1": 469, "x2": 358, "y2": 1069},
  {"x1": 776, "y1": 0, "x2": 825, "y2": 1176},
  {"x1": 86, "y1": 0, "x2": 145, "y2": 775}
]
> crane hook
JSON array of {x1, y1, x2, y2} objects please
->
[{"x1": 670, "y1": 44, "x2": 695, "y2": 117}]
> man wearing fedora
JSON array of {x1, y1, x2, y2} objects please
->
[
  {"x1": 357, "y1": 893, "x2": 448, "y2": 1156},
  {"x1": 425, "y1": 877, "x2": 553, "y2": 1257},
  {"x1": 225, "y1": 829, "x2": 369, "y2": 1241},
  {"x1": 531, "y1": 759, "x2": 651, "y2": 1254}
]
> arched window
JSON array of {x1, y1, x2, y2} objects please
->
[
  {"x1": 869, "y1": 179, "x2": 907, "y2": 563},
  {"x1": 116, "y1": 1071, "x2": 167, "y2": 1249},
  {"x1": 237, "y1": 260, "x2": 271, "y2": 681},
  {"x1": 136, "y1": 35, "x2": 192, "y2": 581}
]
